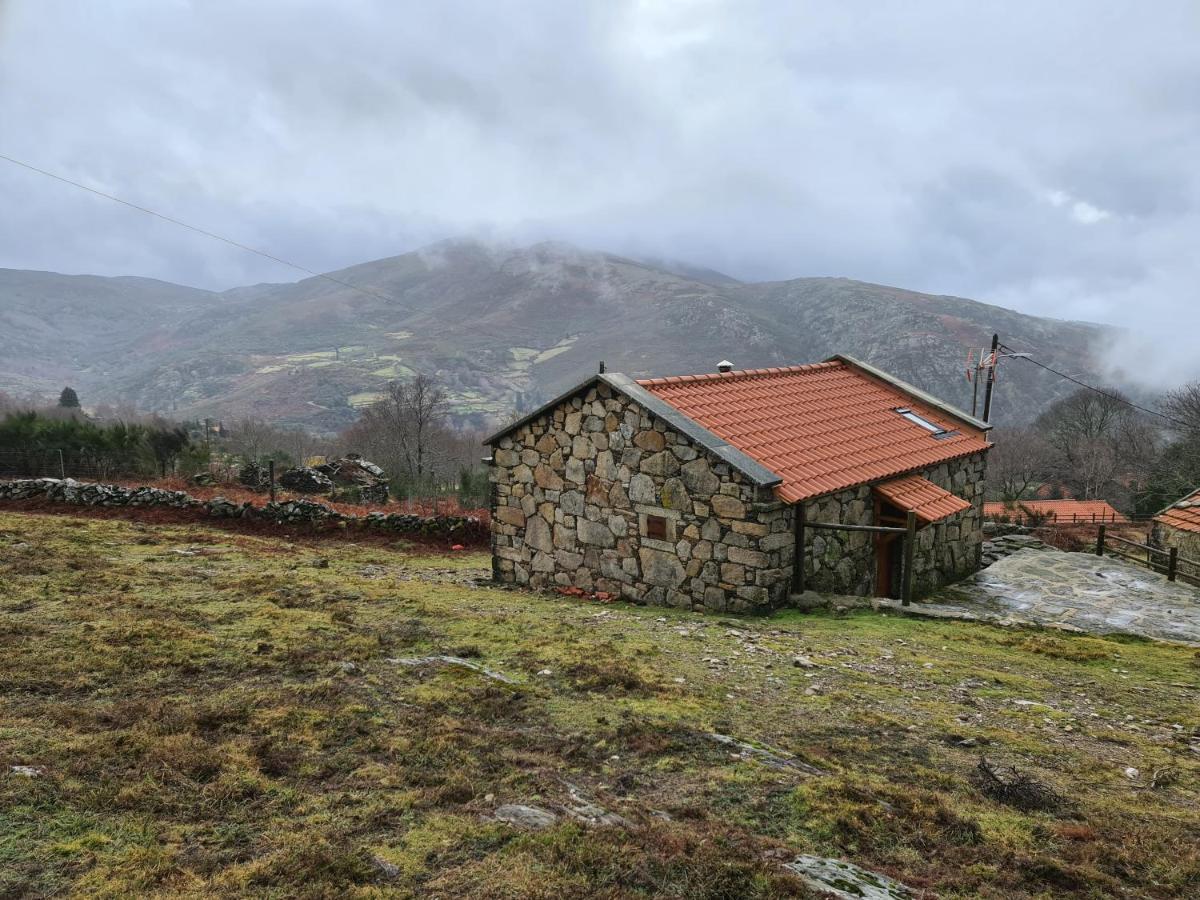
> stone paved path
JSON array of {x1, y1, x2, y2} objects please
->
[{"x1": 902, "y1": 549, "x2": 1200, "y2": 645}]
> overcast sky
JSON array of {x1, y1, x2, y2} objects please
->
[{"x1": 1, "y1": 1, "x2": 1197, "y2": 383}]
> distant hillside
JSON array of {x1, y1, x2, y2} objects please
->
[{"x1": 0, "y1": 239, "x2": 1115, "y2": 431}]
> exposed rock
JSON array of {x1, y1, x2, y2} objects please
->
[
  {"x1": 782, "y1": 856, "x2": 915, "y2": 899},
  {"x1": 705, "y1": 733, "x2": 827, "y2": 776},
  {"x1": 384, "y1": 655, "x2": 518, "y2": 684},
  {"x1": 493, "y1": 804, "x2": 559, "y2": 830}
]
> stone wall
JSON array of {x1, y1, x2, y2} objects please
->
[
  {"x1": 489, "y1": 382, "x2": 987, "y2": 608},
  {"x1": 489, "y1": 381, "x2": 793, "y2": 612},
  {"x1": 798, "y1": 485, "x2": 875, "y2": 595},
  {"x1": 0, "y1": 478, "x2": 487, "y2": 542},
  {"x1": 1150, "y1": 522, "x2": 1200, "y2": 569},
  {"x1": 909, "y1": 453, "x2": 987, "y2": 596},
  {"x1": 798, "y1": 452, "x2": 986, "y2": 598}
]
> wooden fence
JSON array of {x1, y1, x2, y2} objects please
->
[
  {"x1": 1095, "y1": 525, "x2": 1200, "y2": 587},
  {"x1": 988, "y1": 510, "x2": 1129, "y2": 526}
]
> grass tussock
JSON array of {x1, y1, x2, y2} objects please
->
[{"x1": 0, "y1": 511, "x2": 1198, "y2": 898}]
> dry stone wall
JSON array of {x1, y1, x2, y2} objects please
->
[
  {"x1": 489, "y1": 382, "x2": 793, "y2": 612},
  {"x1": 0, "y1": 478, "x2": 486, "y2": 542},
  {"x1": 797, "y1": 452, "x2": 986, "y2": 597}
]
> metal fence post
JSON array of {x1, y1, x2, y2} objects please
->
[
  {"x1": 1095, "y1": 524, "x2": 1105, "y2": 556},
  {"x1": 268, "y1": 460, "x2": 276, "y2": 503},
  {"x1": 901, "y1": 510, "x2": 917, "y2": 606},
  {"x1": 1168, "y1": 547, "x2": 1178, "y2": 582}
]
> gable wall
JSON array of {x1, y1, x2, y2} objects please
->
[{"x1": 489, "y1": 380, "x2": 793, "y2": 611}]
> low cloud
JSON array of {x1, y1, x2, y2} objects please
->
[{"x1": 0, "y1": 0, "x2": 1196, "y2": 386}]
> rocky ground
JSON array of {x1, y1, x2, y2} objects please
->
[
  {"x1": 2, "y1": 510, "x2": 1198, "y2": 898},
  {"x1": 923, "y1": 549, "x2": 1200, "y2": 646}
]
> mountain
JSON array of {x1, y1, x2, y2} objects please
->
[{"x1": 0, "y1": 239, "x2": 1115, "y2": 431}]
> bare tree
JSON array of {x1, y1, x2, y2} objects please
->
[
  {"x1": 1161, "y1": 381, "x2": 1200, "y2": 435},
  {"x1": 1035, "y1": 388, "x2": 1157, "y2": 503},
  {"x1": 1143, "y1": 380, "x2": 1200, "y2": 510},
  {"x1": 225, "y1": 418, "x2": 283, "y2": 463},
  {"x1": 987, "y1": 426, "x2": 1054, "y2": 502},
  {"x1": 224, "y1": 418, "x2": 328, "y2": 466},
  {"x1": 354, "y1": 374, "x2": 451, "y2": 483}
]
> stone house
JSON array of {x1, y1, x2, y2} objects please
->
[
  {"x1": 485, "y1": 356, "x2": 991, "y2": 612},
  {"x1": 1150, "y1": 487, "x2": 1200, "y2": 564}
]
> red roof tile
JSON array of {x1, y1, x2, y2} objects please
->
[
  {"x1": 1155, "y1": 488, "x2": 1200, "y2": 535},
  {"x1": 637, "y1": 360, "x2": 989, "y2": 503},
  {"x1": 875, "y1": 475, "x2": 972, "y2": 523},
  {"x1": 983, "y1": 499, "x2": 1128, "y2": 524}
]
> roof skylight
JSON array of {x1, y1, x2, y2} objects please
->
[{"x1": 895, "y1": 407, "x2": 945, "y2": 435}]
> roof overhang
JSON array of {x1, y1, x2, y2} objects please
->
[
  {"x1": 827, "y1": 354, "x2": 993, "y2": 433},
  {"x1": 482, "y1": 371, "x2": 783, "y2": 490},
  {"x1": 874, "y1": 474, "x2": 972, "y2": 524}
]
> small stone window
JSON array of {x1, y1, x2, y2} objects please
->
[{"x1": 645, "y1": 514, "x2": 668, "y2": 541}]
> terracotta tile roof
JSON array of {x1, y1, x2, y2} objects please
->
[
  {"x1": 983, "y1": 499, "x2": 1128, "y2": 524},
  {"x1": 637, "y1": 359, "x2": 990, "y2": 503},
  {"x1": 1155, "y1": 488, "x2": 1200, "y2": 535},
  {"x1": 875, "y1": 474, "x2": 972, "y2": 523}
]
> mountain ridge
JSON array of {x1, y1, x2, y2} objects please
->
[{"x1": 0, "y1": 238, "x2": 1115, "y2": 431}]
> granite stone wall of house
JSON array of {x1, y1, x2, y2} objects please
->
[
  {"x1": 909, "y1": 453, "x2": 988, "y2": 595},
  {"x1": 490, "y1": 380, "x2": 988, "y2": 609},
  {"x1": 489, "y1": 381, "x2": 792, "y2": 612},
  {"x1": 797, "y1": 451, "x2": 987, "y2": 598},
  {"x1": 1150, "y1": 522, "x2": 1200, "y2": 568}
]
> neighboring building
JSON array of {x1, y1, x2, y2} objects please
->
[
  {"x1": 983, "y1": 499, "x2": 1128, "y2": 525},
  {"x1": 1150, "y1": 488, "x2": 1200, "y2": 563},
  {"x1": 485, "y1": 356, "x2": 991, "y2": 612}
]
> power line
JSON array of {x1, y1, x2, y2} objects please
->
[
  {"x1": 0, "y1": 151, "x2": 399, "y2": 306},
  {"x1": 999, "y1": 342, "x2": 1189, "y2": 429}
]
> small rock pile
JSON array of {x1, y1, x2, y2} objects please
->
[
  {"x1": 0, "y1": 478, "x2": 486, "y2": 543},
  {"x1": 277, "y1": 466, "x2": 334, "y2": 494},
  {"x1": 238, "y1": 463, "x2": 272, "y2": 490},
  {"x1": 316, "y1": 454, "x2": 390, "y2": 504}
]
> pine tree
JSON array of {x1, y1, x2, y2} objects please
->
[{"x1": 58, "y1": 387, "x2": 80, "y2": 408}]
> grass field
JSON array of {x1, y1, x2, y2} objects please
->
[{"x1": 1, "y1": 510, "x2": 1198, "y2": 898}]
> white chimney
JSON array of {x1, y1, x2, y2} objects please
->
[{"x1": 717, "y1": 360, "x2": 734, "y2": 373}]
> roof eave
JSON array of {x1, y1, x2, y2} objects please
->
[
  {"x1": 1153, "y1": 485, "x2": 1200, "y2": 517},
  {"x1": 827, "y1": 354, "x2": 993, "y2": 433},
  {"x1": 483, "y1": 371, "x2": 784, "y2": 490}
]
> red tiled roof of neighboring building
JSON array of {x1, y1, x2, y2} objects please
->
[
  {"x1": 875, "y1": 474, "x2": 973, "y2": 524},
  {"x1": 1155, "y1": 488, "x2": 1200, "y2": 535},
  {"x1": 983, "y1": 499, "x2": 1128, "y2": 523},
  {"x1": 637, "y1": 359, "x2": 990, "y2": 503}
]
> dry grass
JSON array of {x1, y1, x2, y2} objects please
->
[{"x1": 1, "y1": 510, "x2": 1198, "y2": 898}]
